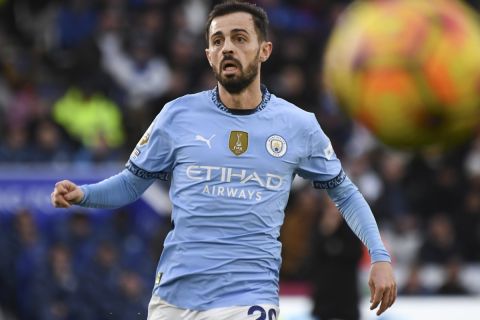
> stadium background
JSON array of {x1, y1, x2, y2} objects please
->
[{"x1": 0, "y1": 0, "x2": 479, "y2": 319}]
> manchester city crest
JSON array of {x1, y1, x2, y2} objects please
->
[{"x1": 266, "y1": 135, "x2": 287, "y2": 157}]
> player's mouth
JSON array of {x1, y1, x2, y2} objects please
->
[{"x1": 222, "y1": 60, "x2": 240, "y2": 74}]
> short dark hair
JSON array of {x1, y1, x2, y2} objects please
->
[{"x1": 205, "y1": 1, "x2": 269, "y2": 44}]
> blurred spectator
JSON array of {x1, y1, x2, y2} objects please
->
[
  {"x1": 167, "y1": 32, "x2": 202, "y2": 92},
  {"x1": 134, "y1": 5, "x2": 167, "y2": 51},
  {"x1": 107, "y1": 209, "x2": 155, "y2": 279},
  {"x1": 427, "y1": 163, "x2": 464, "y2": 218},
  {"x1": 30, "y1": 117, "x2": 72, "y2": 162},
  {"x1": 11, "y1": 209, "x2": 48, "y2": 319},
  {"x1": 81, "y1": 240, "x2": 122, "y2": 318},
  {"x1": 418, "y1": 214, "x2": 461, "y2": 264},
  {"x1": 97, "y1": 1, "x2": 126, "y2": 35},
  {"x1": 148, "y1": 217, "x2": 173, "y2": 271},
  {"x1": 52, "y1": 77, "x2": 125, "y2": 162},
  {"x1": 383, "y1": 214, "x2": 421, "y2": 267},
  {"x1": 97, "y1": 30, "x2": 171, "y2": 145},
  {"x1": 465, "y1": 132, "x2": 480, "y2": 178},
  {"x1": 403, "y1": 152, "x2": 437, "y2": 219},
  {"x1": 280, "y1": 185, "x2": 319, "y2": 280},
  {"x1": 98, "y1": 32, "x2": 171, "y2": 110},
  {"x1": 309, "y1": 198, "x2": 363, "y2": 320},
  {"x1": 0, "y1": 215, "x2": 15, "y2": 316},
  {"x1": 0, "y1": 74, "x2": 11, "y2": 117},
  {"x1": 4, "y1": 80, "x2": 47, "y2": 130},
  {"x1": 435, "y1": 258, "x2": 471, "y2": 295},
  {"x1": 399, "y1": 263, "x2": 432, "y2": 296},
  {"x1": 56, "y1": 0, "x2": 98, "y2": 50},
  {"x1": 60, "y1": 211, "x2": 98, "y2": 272},
  {"x1": 404, "y1": 149, "x2": 467, "y2": 222},
  {"x1": 373, "y1": 152, "x2": 410, "y2": 223},
  {"x1": 457, "y1": 188, "x2": 480, "y2": 262},
  {"x1": 117, "y1": 270, "x2": 149, "y2": 320},
  {"x1": 345, "y1": 151, "x2": 382, "y2": 204},
  {"x1": 181, "y1": 0, "x2": 209, "y2": 36},
  {"x1": 0, "y1": 125, "x2": 32, "y2": 163},
  {"x1": 259, "y1": 0, "x2": 318, "y2": 33},
  {"x1": 270, "y1": 64, "x2": 311, "y2": 108},
  {"x1": 31, "y1": 243, "x2": 91, "y2": 320},
  {"x1": 6, "y1": 0, "x2": 58, "y2": 52}
]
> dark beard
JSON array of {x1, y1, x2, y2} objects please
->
[{"x1": 213, "y1": 52, "x2": 260, "y2": 94}]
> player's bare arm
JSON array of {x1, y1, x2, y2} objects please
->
[
  {"x1": 51, "y1": 180, "x2": 84, "y2": 208},
  {"x1": 369, "y1": 261, "x2": 397, "y2": 316}
]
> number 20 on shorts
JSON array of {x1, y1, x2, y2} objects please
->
[{"x1": 248, "y1": 305, "x2": 277, "y2": 320}]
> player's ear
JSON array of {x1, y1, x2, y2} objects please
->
[
  {"x1": 259, "y1": 41, "x2": 273, "y2": 63},
  {"x1": 205, "y1": 48, "x2": 213, "y2": 67}
]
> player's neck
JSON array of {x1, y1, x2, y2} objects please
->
[{"x1": 218, "y1": 80, "x2": 262, "y2": 110}]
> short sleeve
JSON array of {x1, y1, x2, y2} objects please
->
[
  {"x1": 295, "y1": 114, "x2": 345, "y2": 189},
  {"x1": 126, "y1": 107, "x2": 175, "y2": 180}
]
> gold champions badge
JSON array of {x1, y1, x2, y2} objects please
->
[{"x1": 229, "y1": 131, "x2": 248, "y2": 156}]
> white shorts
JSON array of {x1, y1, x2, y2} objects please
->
[{"x1": 147, "y1": 295, "x2": 280, "y2": 320}]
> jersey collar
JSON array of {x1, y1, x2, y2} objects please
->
[{"x1": 210, "y1": 84, "x2": 271, "y2": 115}]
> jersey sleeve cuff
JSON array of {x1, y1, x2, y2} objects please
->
[
  {"x1": 370, "y1": 249, "x2": 392, "y2": 264},
  {"x1": 78, "y1": 185, "x2": 89, "y2": 206}
]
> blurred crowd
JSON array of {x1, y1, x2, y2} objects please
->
[
  {"x1": 0, "y1": 207, "x2": 170, "y2": 320},
  {"x1": 1, "y1": 0, "x2": 480, "y2": 319}
]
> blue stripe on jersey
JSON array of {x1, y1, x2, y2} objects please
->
[
  {"x1": 210, "y1": 85, "x2": 271, "y2": 114},
  {"x1": 313, "y1": 169, "x2": 346, "y2": 189},
  {"x1": 126, "y1": 159, "x2": 169, "y2": 180}
]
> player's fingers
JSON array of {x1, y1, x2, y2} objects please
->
[
  {"x1": 56, "y1": 180, "x2": 77, "y2": 194},
  {"x1": 64, "y1": 189, "x2": 81, "y2": 203},
  {"x1": 368, "y1": 280, "x2": 375, "y2": 303},
  {"x1": 376, "y1": 287, "x2": 391, "y2": 316},
  {"x1": 53, "y1": 198, "x2": 70, "y2": 208},
  {"x1": 389, "y1": 283, "x2": 397, "y2": 307},
  {"x1": 51, "y1": 192, "x2": 71, "y2": 208},
  {"x1": 370, "y1": 285, "x2": 384, "y2": 311},
  {"x1": 55, "y1": 181, "x2": 68, "y2": 194}
]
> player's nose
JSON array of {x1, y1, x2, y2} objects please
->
[{"x1": 221, "y1": 38, "x2": 235, "y2": 54}]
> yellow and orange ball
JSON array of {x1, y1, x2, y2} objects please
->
[{"x1": 323, "y1": 0, "x2": 480, "y2": 149}]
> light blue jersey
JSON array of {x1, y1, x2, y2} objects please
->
[
  {"x1": 79, "y1": 86, "x2": 390, "y2": 310},
  {"x1": 130, "y1": 86, "x2": 340, "y2": 309}
]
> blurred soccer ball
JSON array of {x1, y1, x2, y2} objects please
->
[{"x1": 323, "y1": 0, "x2": 480, "y2": 149}]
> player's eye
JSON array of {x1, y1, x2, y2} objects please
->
[{"x1": 212, "y1": 38, "x2": 223, "y2": 46}]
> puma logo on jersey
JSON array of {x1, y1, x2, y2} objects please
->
[{"x1": 195, "y1": 134, "x2": 216, "y2": 149}]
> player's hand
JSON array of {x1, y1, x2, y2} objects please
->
[
  {"x1": 51, "y1": 180, "x2": 84, "y2": 208},
  {"x1": 368, "y1": 261, "x2": 396, "y2": 316}
]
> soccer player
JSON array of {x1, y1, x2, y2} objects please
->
[{"x1": 51, "y1": 1, "x2": 396, "y2": 319}]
